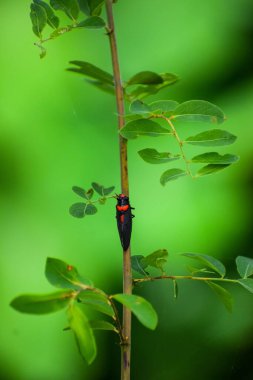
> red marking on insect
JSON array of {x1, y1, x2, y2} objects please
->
[
  {"x1": 67, "y1": 265, "x2": 73, "y2": 271},
  {"x1": 119, "y1": 194, "x2": 125, "y2": 198},
  {"x1": 120, "y1": 215, "x2": 125, "y2": 223},
  {"x1": 117, "y1": 205, "x2": 129, "y2": 211}
]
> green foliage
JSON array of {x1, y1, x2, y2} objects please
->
[
  {"x1": 185, "y1": 129, "x2": 237, "y2": 146},
  {"x1": 89, "y1": 320, "x2": 117, "y2": 331},
  {"x1": 67, "y1": 303, "x2": 97, "y2": 364},
  {"x1": 91, "y1": 182, "x2": 115, "y2": 196},
  {"x1": 191, "y1": 152, "x2": 239, "y2": 164},
  {"x1": 206, "y1": 281, "x2": 233, "y2": 312},
  {"x1": 30, "y1": 3, "x2": 47, "y2": 38},
  {"x1": 238, "y1": 279, "x2": 253, "y2": 293},
  {"x1": 182, "y1": 253, "x2": 226, "y2": 277},
  {"x1": 34, "y1": 0, "x2": 60, "y2": 28},
  {"x1": 236, "y1": 256, "x2": 253, "y2": 278},
  {"x1": 131, "y1": 249, "x2": 168, "y2": 275},
  {"x1": 10, "y1": 291, "x2": 73, "y2": 314},
  {"x1": 127, "y1": 71, "x2": 164, "y2": 85},
  {"x1": 50, "y1": 0, "x2": 80, "y2": 20},
  {"x1": 67, "y1": 61, "x2": 114, "y2": 85},
  {"x1": 45, "y1": 257, "x2": 93, "y2": 289},
  {"x1": 149, "y1": 100, "x2": 179, "y2": 113},
  {"x1": 77, "y1": 16, "x2": 105, "y2": 28},
  {"x1": 112, "y1": 294, "x2": 158, "y2": 330},
  {"x1": 138, "y1": 149, "x2": 180, "y2": 164},
  {"x1": 196, "y1": 164, "x2": 231, "y2": 177},
  {"x1": 172, "y1": 100, "x2": 225, "y2": 124},
  {"x1": 78, "y1": 0, "x2": 104, "y2": 16},
  {"x1": 120, "y1": 119, "x2": 171, "y2": 139},
  {"x1": 160, "y1": 169, "x2": 187, "y2": 185},
  {"x1": 78, "y1": 290, "x2": 115, "y2": 317},
  {"x1": 69, "y1": 202, "x2": 98, "y2": 217}
]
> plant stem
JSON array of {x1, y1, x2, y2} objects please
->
[
  {"x1": 105, "y1": 2, "x2": 132, "y2": 379},
  {"x1": 133, "y1": 275, "x2": 238, "y2": 285}
]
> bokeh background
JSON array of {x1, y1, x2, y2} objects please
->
[{"x1": 1, "y1": 0, "x2": 253, "y2": 379}]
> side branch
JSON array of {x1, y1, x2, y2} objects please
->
[{"x1": 133, "y1": 275, "x2": 238, "y2": 285}]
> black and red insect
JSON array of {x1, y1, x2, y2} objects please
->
[{"x1": 116, "y1": 194, "x2": 135, "y2": 251}]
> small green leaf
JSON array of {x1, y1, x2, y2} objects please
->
[
  {"x1": 185, "y1": 129, "x2": 237, "y2": 146},
  {"x1": 127, "y1": 71, "x2": 164, "y2": 86},
  {"x1": 50, "y1": 0, "x2": 80, "y2": 20},
  {"x1": 236, "y1": 256, "x2": 253, "y2": 278},
  {"x1": 207, "y1": 281, "x2": 233, "y2": 312},
  {"x1": 160, "y1": 169, "x2": 187, "y2": 186},
  {"x1": 172, "y1": 100, "x2": 225, "y2": 124},
  {"x1": 91, "y1": 182, "x2": 115, "y2": 196},
  {"x1": 78, "y1": 290, "x2": 115, "y2": 317},
  {"x1": 129, "y1": 100, "x2": 151, "y2": 115},
  {"x1": 77, "y1": 16, "x2": 105, "y2": 28},
  {"x1": 89, "y1": 320, "x2": 117, "y2": 332},
  {"x1": 85, "y1": 79, "x2": 115, "y2": 95},
  {"x1": 196, "y1": 164, "x2": 231, "y2": 177},
  {"x1": 112, "y1": 294, "x2": 158, "y2": 330},
  {"x1": 30, "y1": 3, "x2": 47, "y2": 38},
  {"x1": 138, "y1": 149, "x2": 180, "y2": 164},
  {"x1": 149, "y1": 100, "x2": 179, "y2": 113},
  {"x1": 89, "y1": 0, "x2": 104, "y2": 15},
  {"x1": 142, "y1": 249, "x2": 168, "y2": 273},
  {"x1": 77, "y1": 0, "x2": 90, "y2": 14},
  {"x1": 72, "y1": 186, "x2": 94, "y2": 199},
  {"x1": 45, "y1": 257, "x2": 93, "y2": 290},
  {"x1": 67, "y1": 61, "x2": 114, "y2": 85},
  {"x1": 10, "y1": 291, "x2": 73, "y2": 314},
  {"x1": 50, "y1": 26, "x2": 72, "y2": 38},
  {"x1": 131, "y1": 255, "x2": 149, "y2": 276},
  {"x1": 69, "y1": 202, "x2": 97, "y2": 217},
  {"x1": 127, "y1": 73, "x2": 179, "y2": 100},
  {"x1": 191, "y1": 152, "x2": 239, "y2": 164},
  {"x1": 67, "y1": 303, "x2": 97, "y2": 364},
  {"x1": 181, "y1": 253, "x2": 226, "y2": 277},
  {"x1": 33, "y1": 0, "x2": 60, "y2": 28},
  {"x1": 238, "y1": 278, "x2": 253, "y2": 293},
  {"x1": 120, "y1": 119, "x2": 171, "y2": 140}
]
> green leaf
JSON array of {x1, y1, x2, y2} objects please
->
[
  {"x1": 77, "y1": 16, "x2": 105, "y2": 28},
  {"x1": 149, "y1": 100, "x2": 179, "y2": 113},
  {"x1": 45, "y1": 257, "x2": 93, "y2": 290},
  {"x1": 207, "y1": 281, "x2": 233, "y2": 312},
  {"x1": 67, "y1": 303, "x2": 96, "y2": 364},
  {"x1": 85, "y1": 79, "x2": 115, "y2": 95},
  {"x1": 131, "y1": 255, "x2": 149, "y2": 276},
  {"x1": 50, "y1": 26, "x2": 72, "y2": 38},
  {"x1": 91, "y1": 182, "x2": 115, "y2": 196},
  {"x1": 33, "y1": 0, "x2": 60, "y2": 28},
  {"x1": 89, "y1": 320, "x2": 117, "y2": 332},
  {"x1": 69, "y1": 202, "x2": 97, "y2": 217},
  {"x1": 78, "y1": 290, "x2": 115, "y2": 317},
  {"x1": 72, "y1": 186, "x2": 94, "y2": 199},
  {"x1": 172, "y1": 100, "x2": 225, "y2": 124},
  {"x1": 10, "y1": 291, "x2": 73, "y2": 314},
  {"x1": 142, "y1": 249, "x2": 168, "y2": 272},
  {"x1": 120, "y1": 119, "x2": 171, "y2": 140},
  {"x1": 238, "y1": 278, "x2": 253, "y2": 293},
  {"x1": 196, "y1": 164, "x2": 231, "y2": 177},
  {"x1": 77, "y1": 0, "x2": 90, "y2": 14},
  {"x1": 67, "y1": 61, "x2": 114, "y2": 85},
  {"x1": 181, "y1": 253, "x2": 226, "y2": 277},
  {"x1": 89, "y1": 0, "x2": 104, "y2": 15},
  {"x1": 185, "y1": 129, "x2": 237, "y2": 146},
  {"x1": 50, "y1": 0, "x2": 80, "y2": 20},
  {"x1": 127, "y1": 73, "x2": 179, "y2": 101},
  {"x1": 112, "y1": 294, "x2": 158, "y2": 330},
  {"x1": 160, "y1": 169, "x2": 187, "y2": 186},
  {"x1": 30, "y1": 3, "x2": 47, "y2": 38},
  {"x1": 191, "y1": 152, "x2": 239, "y2": 164},
  {"x1": 236, "y1": 256, "x2": 253, "y2": 278},
  {"x1": 138, "y1": 148, "x2": 180, "y2": 164},
  {"x1": 127, "y1": 71, "x2": 164, "y2": 86},
  {"x1": 129, "y1": 100, "x2": 151, "y2": 115}
]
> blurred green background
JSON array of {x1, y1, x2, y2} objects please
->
[{"x1": 1, "y1": 0, "x2": 253, "y2": 379}]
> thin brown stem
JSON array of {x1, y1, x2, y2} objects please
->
[{"x1": 105, "y1": 2, "x2": 132, "y2": 380}]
